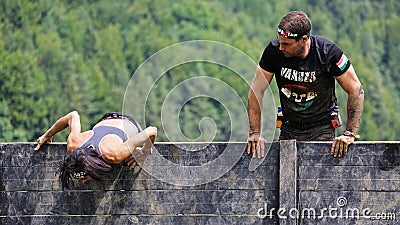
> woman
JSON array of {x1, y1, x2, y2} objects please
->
[{"x1": 34, "y1": 111, "x2": 157, "y2": 190}]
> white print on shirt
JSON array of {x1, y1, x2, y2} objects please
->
[
  {"x1": 281, "y1": 67, "x2": 316, "y2": 83},
  {"x1": 281, "y1": 84, "x2": 317, "y2": 103}
]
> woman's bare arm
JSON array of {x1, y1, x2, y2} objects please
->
[
  {"x1": 34, "y1": 111, "x2": 82, "y2": 151},
  {"x1": 103, "y1": 126, "x2": 157, "y2": 164}
]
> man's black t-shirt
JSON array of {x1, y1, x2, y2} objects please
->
[{"x1": 259, "y1": 35, "x2": 351, "y2": 124}]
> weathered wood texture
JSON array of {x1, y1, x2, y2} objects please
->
[
  {"x1": 279, "y1": 140, "x2": 298, "y2": 225},
  {"x1": 1, "y1": 141, "x2": 399, "y2": 225},
  {"x1": 0, "y1": 143, "x2": 279, "y2": 225},
  {"x1": 296, "y1": 142, "x2": 400, "y2": 225}
]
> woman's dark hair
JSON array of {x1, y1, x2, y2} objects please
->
[{"x1": 56, "y1": 146, "x2": 112, "y2": 190}]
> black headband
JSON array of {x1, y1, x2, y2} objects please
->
[{"x1": 277, "y1": 28, "x2": 309, "y2": 39}]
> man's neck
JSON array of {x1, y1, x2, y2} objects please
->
[{"x1": 299, "y1": 39, "x2": 311, "y2": 59}]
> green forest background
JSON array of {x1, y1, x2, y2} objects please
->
[{"x1": 0, "y1": 0, "x2": 399, "y2": 142}]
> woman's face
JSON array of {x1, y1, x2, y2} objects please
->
[{"x1": 79, "y1": 175, "x2": 91, "y2": 184}]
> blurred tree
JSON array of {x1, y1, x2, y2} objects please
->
[{"x1": 0, "y1": 0, "x2": 399, "y2": 142}]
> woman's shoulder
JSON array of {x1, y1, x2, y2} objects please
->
[{"x1": 67, "y1": 130, "x2": 93, "y2": 153}]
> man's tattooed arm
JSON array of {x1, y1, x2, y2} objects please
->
[{"x1": 346, "y1": 85, "x2": 364, "y2": 134}]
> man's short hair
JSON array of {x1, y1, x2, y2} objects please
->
[{"x1": 278, "y1": 11, "x2": 312, "y2": 40}]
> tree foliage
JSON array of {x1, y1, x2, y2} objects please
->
[{"x1": 0, "y1": 0, "x2": 399, "y2": 141}]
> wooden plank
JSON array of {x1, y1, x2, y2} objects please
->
[
  {"x1": 297, "y1": 142, "x2": 400, "y2": 167},
  {"x1": 1, "y1": 189, "x2": 272, "y2": 215},
  {"x1": 1, "y1": 143, "x2": 280, "y2": 191},
  {"x1": 0, "y1": 214, "x2": 278, "y2": 225},
  {"x1": 298, "y1": 191, "x2": 399, "y2": 225},
  {"x1": 0, "y1": 164, "x2": 279, "y2": 191},
  {"x1": 299, "y1": 165, "x2": 400, "y2": 191},
  {"x1": 0, "y1": 143, "x2": 280, "y2": 166},
  {"x1": 279, "y1": 140, "x2": 298, "y2": 225},
  {"x1": 297, "y1": 141, "x2": 400, "y2": 193}
]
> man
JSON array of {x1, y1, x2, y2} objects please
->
[{"x1": 246, "y1": 11, "x2": 364, "y2": 158}]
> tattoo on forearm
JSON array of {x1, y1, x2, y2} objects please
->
[
  {"x1": 347, "y1": 85, "x2": 364, "y2": 132},
  {"x1": 247, "y1": 91, "x2": 262, "y2": 135},
  {"x1": 359, "y1": 85, "x2": 364, "y2": 95},
  {"x1": 249, "y1": 126, "x2": 259, "y2": 135}
]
